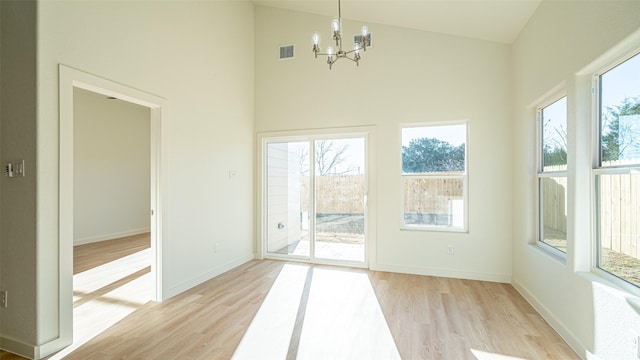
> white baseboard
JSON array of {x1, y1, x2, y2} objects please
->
[
  {"x1": 370, "y1": 263, "x2": 511, "y2": 283},
  {"x1": 164, "y1": 253, "x2": 255, "y2": 300},
  {"x1": 73, "y1": 228, "x2": 150, "y2": 246},
  {"x1": 512, "y1": 280, "x2": 586, "y2": 359},
  {"x1": 1, "y1": 336, "x2": 34, "y2": 359},
  {"x1": 1, "y1": 332, "x2": 72, "y2": 360}
]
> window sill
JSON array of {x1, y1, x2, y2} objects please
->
[
  {"x1": 577, "y1": 270, "x2": 640, "y2": 305},
  {"x1": 400, "y1": 224, "x2": 468, "y2": 233},
  {"x1": 529, "y1": 242, "x2": 567, "y2": 265}
]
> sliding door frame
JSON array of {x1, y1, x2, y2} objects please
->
[{"x1": 256, "y1": 126, "x2": 376, "y2": 269}]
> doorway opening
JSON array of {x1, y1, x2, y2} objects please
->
[
  {"x1": 57, "y1": 65, "x2": 165, "y2": 355},
  {"x1": 260, "y1": 131, "x2": 371, "y2": 267},
  {"x1": 67, "y1": 87, "x2": 152, "y2": 355}
]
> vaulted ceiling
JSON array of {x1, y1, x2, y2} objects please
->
[{"x1": 253, "y1": 0, "x2": 542, "y2": 44}]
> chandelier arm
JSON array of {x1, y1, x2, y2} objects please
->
[{"x1": 316, "y1": 52, "x2": 360, "y2": 61}]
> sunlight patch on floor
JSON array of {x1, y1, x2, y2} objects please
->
[
  {"x1": 73, "y1": 248, "x2": 151, "y2": 300},
  {"x1": 232, "y1": 263, "x2": 309, "y2": 359},
  {"x1": 297, "y1": 268, "x2": 401, "y2": 360},
  {"x1": 471, "y1": 349, "x2": 527, "y2": 360},
  {"x1": 232, "y1": 264, "x2": 400, "y2": 360},
  {"x1": 49, "y1": 248, "x2": 152, "y2": 360}
]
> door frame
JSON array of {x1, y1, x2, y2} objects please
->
[
  {"x1": 58, "y1": 65, "x2": 166, "y2": 346},
  {"x1": 256, "y1": 126, "x2": 376, "y2": 269}
]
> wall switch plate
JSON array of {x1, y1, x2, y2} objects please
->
[
  {"x1": 5, "y1": 160, "x2": 25, "y2": 178},
  {"x1": 447, "y1": 245, "x2": 454, "y2": 255},
  {"x1": 0, "y1": 290, "x2": 7, "y2": 308}
]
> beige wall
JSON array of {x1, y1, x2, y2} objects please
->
[
  {"x1": 255, "y1": 6, "x2": 513, "y2": 282},
  {"x1": 73, "y1": 88, "x2": 150, "y2": 245},
  {"x1": 511, "y1": 1, "x2": 640, "y2": 358},
  {"x1": 0, "y1": 0, "x2": 38, "y2": 350}
]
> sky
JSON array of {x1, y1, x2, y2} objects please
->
[
  {"x1": 273, "y1": 138, "x2": 366, "y2": 176},
  {"x1": 402, "y1": 124, "x2": 466, "y2": 147},
  {"x1": 542, "y1": 52, "x2": 639, "y2": 153},
  {"x1": 601, "y1": 52, "x2": 640, "y2": 160},
  {"x1": 601, "y1": 52, "x2": 640, "y2": 110},
  {"x1": 541, "y1": 96, "x2": 567, "y2": 152}
]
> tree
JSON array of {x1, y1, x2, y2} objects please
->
[
  {"x1": 298, "y1": 140, "x2": 358, "y2": 176},
  {"x1": 402, "y1": 138, "x2": 465, "y2": 173},
  {"x1": 601, "y1": 97, "x2": 640, "y2": 162},
  {"x1": 314, "y1": 140, "x2": 357, "y2": 175},
  {"x1": 543, "y1": 119, "x2": 567, "y2": 167}
]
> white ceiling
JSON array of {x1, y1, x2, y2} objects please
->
[{"x1": 253, "y1": 0, "x2": 542, "y2": 44}]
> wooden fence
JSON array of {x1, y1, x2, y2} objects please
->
[
  {"x1": 543, "y1": 172, "x2": 640, "y2": 260},
  {"x1": 599, "y1": 173, "x2": 640, "y2": 259},
  {"x1": 302, "y1": 175, "x2": 462, "y2": 215},
  {"x1": 542, "y1": 177, "x2": 568, "y2": 234},
  {"x1": 301, "y1": 175, "x2": 366, "y2": 214},
  {"x1": 402, "y1": 177, "x2": 463, "y2": 214}
]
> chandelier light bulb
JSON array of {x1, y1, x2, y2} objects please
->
[
  {"x1": 354, "y1": 42, "x2": 360, "y2": 54},
  {"x1": 312, "y1": 32, "x2": 321, "y2": 45},
  {"x1": 361, "y1": 25, "x2": 369, "y2": 37},
  {"x1": 327, "y1": 46, "x2": 334, "y2": 56},
  {"x1": 332, "y1": 18, "x2": 340, "y2": 32}
]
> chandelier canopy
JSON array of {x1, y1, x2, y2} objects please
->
[{"x1": 312, "y1": 0, "x2": 369, "y2": 69}]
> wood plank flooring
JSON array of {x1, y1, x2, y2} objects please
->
[
  {"x1": 1, "y1": 237, "x2": 578, "y2": 359},
  {"x1": 73, "y1": 233, "x2": 151, "y2": 275}
]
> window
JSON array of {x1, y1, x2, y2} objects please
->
[
  {"x1": 401, "y1": 123, "x2": 467, "y2": 231},
  {"x1": 537, "y1": 96, "x2": 568, "y2": 253},
  {"x1": 595, "y1": 52, "x2": 640, "y2": 287}
]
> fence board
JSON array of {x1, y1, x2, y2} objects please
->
[
  {"x1": 598, "y1": 173, "x2": 640, "y2": 260},
  {"x1": 542, "y1": 177, "x2": 567, "y2": 233}
]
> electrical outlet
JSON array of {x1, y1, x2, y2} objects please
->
[
  {"x1": 0, "y1": 290, "x2": 7, "y2": 308},
  {"x1": 214, "y1": 243, "x2": 219, "y2": 254},
  {"x1": 447, "y1": 245, "x2": 454, "y2": 255}
]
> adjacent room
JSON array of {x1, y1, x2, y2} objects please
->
[{"x1": 1, "y1": 0, "x2": 640, "y2": 359}]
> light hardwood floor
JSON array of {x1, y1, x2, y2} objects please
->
[{"x1": 1, "y1": 237, "x2": 578, "y2": 360}]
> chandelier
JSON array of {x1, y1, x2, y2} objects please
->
[{"x1": 312, "y1": 0, "x2": 369, "y2": 69}]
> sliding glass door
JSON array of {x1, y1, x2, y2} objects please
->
[
  {"x1": 264, "y1": 135, "x2": 367, "y2": 265},
  {"x1": 265, "y1": 141, "x2": 311, "y2": 258},
  {"x1": 313, "y1": 138, "x2": 365, "y2": 262}
]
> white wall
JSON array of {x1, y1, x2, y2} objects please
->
[
  {"x1": 0, "y1": 1, "x2": 255, "y2": 357},
  {"x1": 73, "y1": 88, "x2": 150, "y2": 245},
  {"x1": 511, "y1": 1, "x2": 640, "y2": 358},
  {"x1": 255, "y1": 6, "x2": 513, "y2": 282}
]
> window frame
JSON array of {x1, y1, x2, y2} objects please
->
[
  {"x1": 592, "y1": 50, "x2": 640, "y2": 293},
  {"x1": 535, "y1": 95, "x2": 569, "y2": 257},
  {"x1": 399, "y1": 121, "x2": 469, "y2": 233}
]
